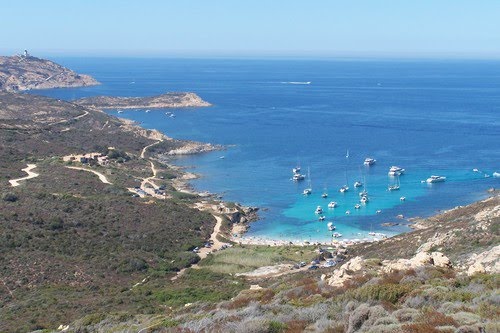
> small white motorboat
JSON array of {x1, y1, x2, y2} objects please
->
[
  {"x1": 400, "y1": 196, "x2": 406, "y2": 201},
  {"x1": 354, "y1": 204, "x2": 361, "y2": 209},
  {"x1": 319, "y1": 216, "x2": 326, "y2": 221},
  {"x1": 364, "y1": 158, "x2": 376, "y2": 166},
  {"x1": 327, "y1": 222, "x2": 335, "y2": 231},
  {"x1": 303, "y1": 188, "x2": 312, "y2": 195},
  {"x1": 293, "y1": 173, "x2": 305, "y2": 181},
  {"x1": 315, "y1": 206, "x2": 323, "y2": 214},
  {"x1": 354, "y1": 181, "x2": 363, "y2": 188},
  {"x1": 328, "y1": 201, "x2": 338, "y2": 208},
  {"x1": 426, "y1": 175, "x2": 446, "y2": 183},
  {"x1": 388, "y1": 166, "x2": 405, "y2": 176}
]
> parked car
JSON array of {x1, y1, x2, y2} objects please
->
[
  {"x1": 322, "y1": 260, "x2": 336, "y2": 268},
  {"x1": 299, "y1": 261, "x2": 307, "y2": 267},
  {"x1": 308, "y1": 265, "x2": 319, "y2": 270}
]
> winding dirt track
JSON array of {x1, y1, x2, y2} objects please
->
[
  {"x1": 65, "y1": 166, "x2": 112, "y2": 184},
  {"x1": 9, "y1": 164, "x2": 39, "y2": 186},
  {"x1": 140, "y1": 140, "x2": 162, "y2": 159}
]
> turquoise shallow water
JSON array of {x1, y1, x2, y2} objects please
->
[{"x1": 34, "y1": 58, "x2": 500, "y2": 242}]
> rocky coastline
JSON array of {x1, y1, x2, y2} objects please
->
[
  {"x1": 75, "y1": 92, "x2": 211, "y2": 109},
  {"x1": 0, "y1": 55, "x2": 99, "y2": 92}
]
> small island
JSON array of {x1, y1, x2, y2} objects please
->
[
  {"x1": 75, "y1": 92, "x2": 211, "y2": 109},
  {"x1": 0, "y1": 51, "x2": 99, "y2": 92}
]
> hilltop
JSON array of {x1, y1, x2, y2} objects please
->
[
  {"x1": 0, "y1": 53, "x2": 99, "y2": 91},
  {"x1": 75, "y1": 92, "x2": 212, "y2": 109}
]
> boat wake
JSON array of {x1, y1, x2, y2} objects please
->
[{"x1": 281, "y1": 81, "x2": 311, "y2": 85}]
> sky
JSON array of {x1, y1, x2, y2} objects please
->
[{"x1": 1, "y1": 0, "x2": 500, "y2": 59}]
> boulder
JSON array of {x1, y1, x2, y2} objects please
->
[{"x1": 431, "y1": 251, "x2": 452, "y2": 268}]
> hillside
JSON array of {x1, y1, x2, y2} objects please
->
[
  {"x1": 0, "y1": 54, "x2": 99, "y2": 91},
  {"x1": 42, "y1": 194, "x2": 499, "y2": 333},
  {"x1": 75, "y1": 92, "x2": 212, "y2": 109},
  {"x1": 0, "y1": 57, "x2": 498, "y2": 333},
  {"x1": 0, "y1": 91, "x2": 230, "y2": 333}
]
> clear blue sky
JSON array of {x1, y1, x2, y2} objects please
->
[{"x1": 1, "y1": 0, "x2": 499, "y2": 58}]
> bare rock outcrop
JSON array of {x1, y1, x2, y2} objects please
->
[
  {"x1": 466, "y1": 245, "x2": 500, "y2": 276},
  {"x1": 326, "y1": 256, "x2": 366, "y2": 287},
  {"x1": 0, "y1": 55, "x2": 99, "y2": 91},
  {"x1": 327, "y1": 251, "x2": 452, "y2": 287},
  {"x1": 164, "y1": 141, "x2": 221, "y2": 155}
]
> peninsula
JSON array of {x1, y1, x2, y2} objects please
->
[
  {"x1": 75, "y1": 92, "x2": 211, "y2": 109},
  {"x1": 0, "y1": 52, "x2": 99, "y2": 91}
]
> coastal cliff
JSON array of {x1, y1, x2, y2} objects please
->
[
  {"x1": 75, "y1": 92, "x2": 211, "y2": 109},
  {"x1": 0, "y1": 55, "x2": 99, "y2": 91}
]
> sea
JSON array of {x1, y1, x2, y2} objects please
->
[{"x1": 34, "y1": 57, "x2": 500, "y2": 243}]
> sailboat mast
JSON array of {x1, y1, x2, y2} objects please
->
[{"x1": 345, "y1": 149, "x2": 349, "y2": 185}]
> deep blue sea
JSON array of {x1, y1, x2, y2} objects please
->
[{"x1": 34, "y1": 57, "x2": 500, "y2": 242}]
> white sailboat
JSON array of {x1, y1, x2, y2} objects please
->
[
  {"x1": 339, "y1": 149, "x2": 350, "y2": 193},
  {"x1": 388, "y1": 175, "x2": 400, "y2": 191},
  {"x1": 322, "y1": 185, "x2": 328, "y2": 198},
  {"x1": 303, "y1": 167, "x2": 312, "y2": 195}
]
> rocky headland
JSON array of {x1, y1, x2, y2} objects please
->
[
  {"x1": 0, "y1": 54, "x2": 99, "y2": 92},
  {"x1": 75, "y1": 92, "x2": 211, "y2": 109}
]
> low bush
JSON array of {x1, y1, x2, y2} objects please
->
[
  {"x1": 268, "y1": 320, "x2": 287, "y2": 333},
  {"x1": 2, "y1": 192, "x2": 18, "y2": 202},
  {"x1": 343, "y1": 283, "x2": 414, "y2": 304}
]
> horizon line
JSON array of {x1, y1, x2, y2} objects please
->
[{"x1": 2, "y1": 49, "x2": 500, "y2": 62}]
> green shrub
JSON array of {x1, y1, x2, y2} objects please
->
[
  {"x1": 117, "y1": 258, "x2": 148, "y2": 272},
  {"x1": 268, "y1": 320, "x2": 287, "y2": 333},
  {"x1": 48, "y1": 217, "x2": 64, "y2": 230},
  {"x1": 344, "y1": 283, "x2": 413, "y2": 304},
  {"x1": 2, "y1": 192, "x2": 18, "y2": 202},
  {"x1": 80, "y1": 313, "x2": 106, "y2": 326},
  {"x1": 107, "y1": 149, "x2": 130, "y2": 161},
  {"x1": 162, "y1": 318, "x2": 180, "y2": 327}
]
